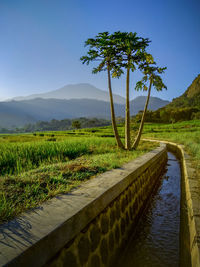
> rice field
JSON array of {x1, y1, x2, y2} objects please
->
[
  {"x1": 0, "y1": 137, "x2": 114, "y2": 175},
  {"x1": 0, "y1": 132, "x2": 157, "y2": 223},
  {"x1": 0, "y1": 119, "x2": 199, "y2": 223}
]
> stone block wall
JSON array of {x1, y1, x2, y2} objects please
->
[{"x1": 48, "y1": 148, "x2": 167, "y2": 267}]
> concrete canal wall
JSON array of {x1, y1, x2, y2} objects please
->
[
  {"x1": 0, "y1": 144, "x2": 167, "y2": 267},
  {"x1": 165, "y1": 142, "x2": 200, "y2": 267},
  {"x1": 143, "y1": 139, "x2": 200, "y2": 267}
]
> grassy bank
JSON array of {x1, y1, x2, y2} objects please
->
[
  {"x1": 71, "y1": 120, "x2": 200, "y2": 167},
  {"x1": 142, "y1": 120, "x2": 200, "y2": 169},
  {"x1": 0, "y1": 137, "x2": 156, "y2": 223}
]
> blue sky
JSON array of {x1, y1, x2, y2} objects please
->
[{"x1": 0, "y1": 0, "x2": 200, "y2": 101}]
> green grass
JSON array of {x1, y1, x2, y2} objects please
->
[
  {"x1": 141, "y1": 120, "x2": 200, "y2": 168},
  {"x1": 0, "y1": 133, "x2": 157, "y2": 223},
  {"x1": 1, "y1": 119, "x2": 199, "y2": 223},
  {"x1": 0, "y1": 137, "x2": 115, "y2": 175}
]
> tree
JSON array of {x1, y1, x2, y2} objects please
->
[
  {"x1": 72, "y1": 120, "x2": 81, "y2": 129},
  {"x1": 80, "y1": 32, "x2": 124, "y2": 149},
  {"x1": 132, "y1": 62, "x2": 167, "y2": 149},
  {"x1": 160, "y1": 109, "x2": 170, "y2": 122},
  {"x1": 111, "y1": 32, "x2": 151, "y2": 149}
]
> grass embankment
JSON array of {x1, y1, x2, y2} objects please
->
[
  {"x1": 141, "y1": 120, "x2": 200, "y2": 170},
  {"x1": 72, "y1": 120, "x2": 200, "y2": 168},
  {"x1": 65, "y1": 120, "x2": 200, "y2": 177},
  {"x1": 0, "y1": 135, "x2": 156, "y2": 224}
]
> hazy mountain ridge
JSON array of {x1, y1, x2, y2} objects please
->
[
  {"x1": 9, "y1": 83, "x2": 126, "y2": 104},
  {"x1": 131, "y1": 96, "x2": 169, "y2": 113},
  {"x1": 0, "y1": 96, "x2": 169, "y2": 129}
]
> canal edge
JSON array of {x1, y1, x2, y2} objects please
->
[
  {"x1": 143, "y1": 138, "x2": 200, "y2": 267},
  {"x1": 0, "y1": 144, "x2": 167, "y2": 267}
]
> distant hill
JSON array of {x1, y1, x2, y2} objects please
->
[
  {"x1": 0, "y1": 98, "x2": 124, "y2": 128},
  {"x1": 9, "y1": 83, "x2": 126, "y2": 104},
  {"x1": 0, "y1": 96, "x2": 169, "y2": 129},
  {"x1": 165, "y1": 74, "x2": 200, "y2": 109},
  {"x1": 130, "y1": 96, "x2": 169, "y2": 114}
]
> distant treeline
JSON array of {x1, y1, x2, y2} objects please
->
[
  {"x1": 0, "y1": 117, "x2": 111, "y2": 133},
  {"x1": 1, "y1": 107, "x2": 200, "y2": 134}
]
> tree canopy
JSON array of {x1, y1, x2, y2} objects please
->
[{"x1": 81, "y1": 31, "x2": 167, "y2": 150}]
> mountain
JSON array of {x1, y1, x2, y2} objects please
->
[
  {"x1": 0, "y1": 98, "x2": 124, "y2": 128},
  {"x1": 0, "y1": 96, "x2": 169, "y2": 129},
  {"x1": 130, "y1": 96, "x2": 169, "y2": 114},
  {"x1": 10, "y1": 83, "x2": 126, "y2": 104},
  {"x1": 164, "y1": 74, "x2": 200, "y2": 109}
]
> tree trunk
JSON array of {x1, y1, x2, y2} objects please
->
[
  {"x1": 107, "y1": 65, "x2": 124, "y2": 149},
  {"x1": 125, "y1": 67, "x2": 130, "y2": 150},
  {"x1": 132, "y1": 78, "x2": 153, "y2": 149}
]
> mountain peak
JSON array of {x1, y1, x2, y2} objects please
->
[{"x1": 10, "y1": 83, "x2": 126, "y2": 104}]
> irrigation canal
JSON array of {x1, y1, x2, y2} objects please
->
[{"x1": 116, "y1": 152, "x2": 181, "y2": 267}]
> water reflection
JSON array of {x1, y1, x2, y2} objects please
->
[{"x1": 117, "y1": 152, "x2": 181, "y2": 267}]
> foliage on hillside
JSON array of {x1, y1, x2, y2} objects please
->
[
  {"x1": 134, "y1": 107, "x2": 200, "y2": 123},
  {"x1": 165, "y1": 74, "x2": 200, "y2": 109},
  {"x1": 133, "y1": 74, "x2": 200, "y2": 123}
]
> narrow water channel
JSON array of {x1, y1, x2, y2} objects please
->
[{"x1": 117, "y1": 152, "x2": 181, "y2": 267}]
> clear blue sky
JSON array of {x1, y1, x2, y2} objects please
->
[{"x1": 0, "y1": 0, "x2": 200, "y2": 101}]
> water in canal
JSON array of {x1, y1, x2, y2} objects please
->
[{"x1": 117, "y1": 152, "x2": 181, "y2": 267}]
